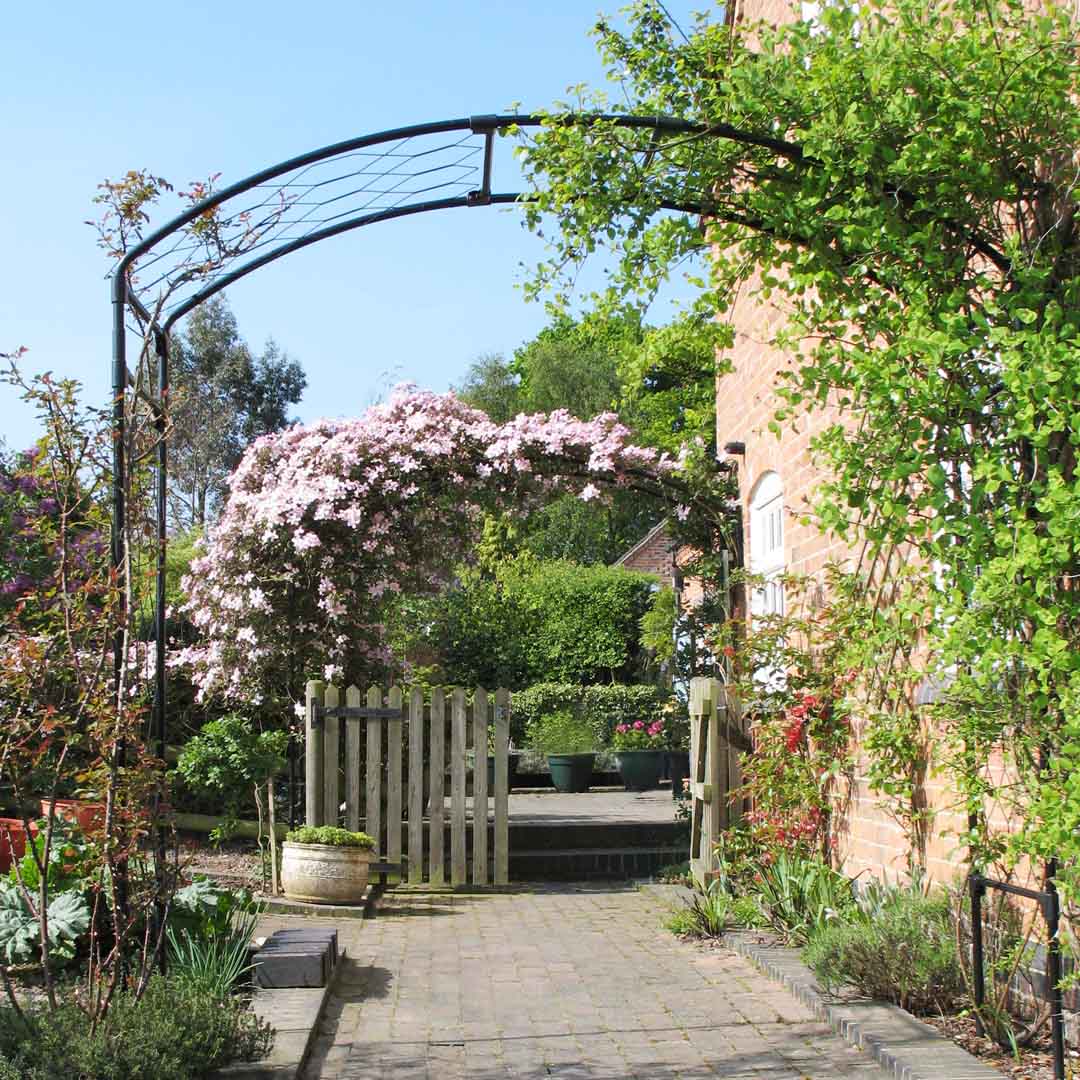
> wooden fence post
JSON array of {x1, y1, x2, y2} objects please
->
[
  {"x1": 386, "y1": 686, "x2": 403, "y2": 878},
  {"x1": 450, "y1": 688, "x2": 468, "y2": 886},
  {"x1": 408, "y1": 688, "x2": 424, "y2": 884},
  {"x1": 365, "y1": 685, "x2": 382, "y2": 855},
  {"x1": 305, "y1": 680, "x2": 325, "y2": 827},
  {"x1": 323, "y1": 683, "x2": 340, "y2": 827},
  {"x1": 493, "y1": 688, "x2": 510, "y2": 885},
  {"x1": 472, "y1": 687, "x2": 489, "y2": 885},
  {"x1": 345, "y1": 684, "x2": 362, "y2": 831},
  {"x1": 429, "y1": 688, "x2": 446, "y2": 885}
]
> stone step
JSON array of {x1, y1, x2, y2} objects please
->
[{"x1": 253, "y1": 927, "x2": 338, "y2": 989}]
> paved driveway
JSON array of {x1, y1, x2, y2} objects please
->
[{"x1": 303, "y1": 884, "x2": 888, "y2": 1079}]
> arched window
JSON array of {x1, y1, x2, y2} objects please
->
[{"x1": 749, "y1": 471, "x2": 785, "y2": 620}]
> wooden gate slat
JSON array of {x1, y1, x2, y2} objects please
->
[
  {"x1": 493, "y1": 688, "x2": 510, "y2": 885},
  {"x1": 305, "y1": 680, "x2": 325, "y2": 827},
  {"x1": 450, "y1": 689, "x2": 468, "y2": 885},
  {"x1": 345, "y1": 684, "x2": 362, "y2": 831},
  {"x1": 365, "y1": 685, "x2": 382, "y2": 854},
  {"x1": 429, "y1": 689, "x2": 445, "y2": 885},
  {"x1": 472, "y1": 687, "x2": 489, "y2": 885},
  {"x1": 386, "y1": 686, "x2": 403, "y2": 878},
  {"x1": 407, "y1": 688, "x2": 424, "y2": 884},
  {"x1": 323, "y1": 683, "x2": 340, "y2": 827}
]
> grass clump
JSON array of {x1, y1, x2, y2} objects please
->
[
  {"x1": 753, "y1": 851, "x2": 855, "y2": 945},
  {"x1": 665, "y1": 882, "x2": 732, "y2": 939},
  {"x1": 285, "y1": 826, "x2": 375, "y2": 848}
]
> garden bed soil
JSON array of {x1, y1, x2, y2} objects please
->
[
  {"x1": 922, "y1": 1012, "x2": 1075, "y2": 1080},
  {"x1": 179, "y1": 838, "x2": 263, "y2": 891}
]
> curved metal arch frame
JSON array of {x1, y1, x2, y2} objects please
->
[{"x1": 112, "y1": 109, "x2": 780, "y2": 850}]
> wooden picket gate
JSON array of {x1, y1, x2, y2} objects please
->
[
  {"x1": 688, "y1": 677, "x2": 747, "y2": 885},
  {"x1": 303, "y1": 681, "x2": 511, "y2": 886}
]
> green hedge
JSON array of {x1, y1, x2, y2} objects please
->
[
  {"x1": 425, "y1": 559, "x2": 658, "y2": 689},
  {"x1": 511, "y1": 682, "x2": 672, "y2": 748}
]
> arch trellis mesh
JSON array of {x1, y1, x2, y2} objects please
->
[{"x1": 116, "y1": 113, "x2": 728, "y2": 334}]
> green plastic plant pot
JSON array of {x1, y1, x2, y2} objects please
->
[
  {"x1": 614, "y1": 750, "x2": 666, "y2": 792},
  {"x1": 547, "y1": 753, "x2": 595, "y2": 793}
]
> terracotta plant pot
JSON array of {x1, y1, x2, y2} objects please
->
[
  {"x1": 40, "y1": 798, "x2": 106, "y2": 836},
  {"x1": 280, "y1": 841, "x2": 373, "y2": 905},
  {"x1": 0, "y1": 818, "x2": 35, "y2": 873}
]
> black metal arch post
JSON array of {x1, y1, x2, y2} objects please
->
[{"x1": 106, "y1": 108, "x2": 800, "y2": 901}]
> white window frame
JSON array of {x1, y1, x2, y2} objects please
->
[{"x1": 749, "y1": 471, "x2": 785, "y2": 621}]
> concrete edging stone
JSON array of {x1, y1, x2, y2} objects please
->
[{"x1": 642, "y1": 883, "x2": 999, "y2": 1080}]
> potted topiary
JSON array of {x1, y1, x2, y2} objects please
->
[
  {"x1": 612, "y1": 716, "x2": 668, "y2": 791},
  {"x1": 528, "y1": 709, "x2": 595, "y2": 793},
  {"x1": 281, "y1": 826, "x2": 376, "y2": 904}
]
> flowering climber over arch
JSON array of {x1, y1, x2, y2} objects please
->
[{"x1": 178, "y1": 385, "x2": 730, "y2": 705}]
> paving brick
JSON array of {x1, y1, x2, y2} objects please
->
[{"x1": 298, "y1": 885, "x2": 897, "y2": 1078}]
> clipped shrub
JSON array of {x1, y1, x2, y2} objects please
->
[
  {"x1": 0, "y1": 976, "x2": 273, "y2": 1079},
  {"x1": 506, "y1": 560, "x2": 657, "y2": 684},
  {"x1": 425, "y1": 558, "x2": 658, "y2": 689},
  {"x1": 804, "y1": 890, "x2": 964, "y2": 1015},
  {"x1": 527, "y1": 709, "x2": 595, "y2": 755},
  {"x1": 513, "y1": 682, "x2": 671, "y2": 747}
]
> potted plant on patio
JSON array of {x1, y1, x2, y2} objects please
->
[
  {"x1": 663, "y1": 699, "x2": 691, "y2": 800},
  {"x1": 528, "y1": 709, "x2": 595, "y2": 793},
  {"x1": 281, "y1": 826, "x2": 376, "y2": 904},
  {"x1": 612, "y1": 715, "x2": 668, "y2": 792}
]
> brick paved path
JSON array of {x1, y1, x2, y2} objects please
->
[{"x1": 303, "y1": 884, "x2": 888, "y2": 1079}]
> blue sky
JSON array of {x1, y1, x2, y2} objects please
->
[{"x1": 2, "y1": 1, "x2": 709, "y2": 451}]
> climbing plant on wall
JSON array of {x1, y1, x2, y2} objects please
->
[{"x1": 516, "y1": 0, "x2": 1080, "y2": 889}]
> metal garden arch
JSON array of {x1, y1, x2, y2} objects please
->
[{"x1": 108, "y1": 110, "x2": 797, "y2": 801}]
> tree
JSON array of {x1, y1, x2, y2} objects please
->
[
  {"x1": 169, "y1": 297, "x2": 305, "y2": 529},
  {"x1": 518, "y1": 0, "x2": 1080, "y2": 886},
  {"x1": 452, "y1": 353, "x2": 522, "y2": 424}
]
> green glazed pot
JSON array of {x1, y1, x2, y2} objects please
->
[
  {"x1": 614, "y1": 749, "x2": 666, "y2": 792},
  {"x1": 547, "y1": 753, "x2": 595, "y2": 793}
]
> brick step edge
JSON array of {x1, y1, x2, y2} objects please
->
[
  {"x1": 725, "y1": 930, "x2": 1000, "y2": 1080},
  {"x1": 210, "y1": 952, "x2": 341, "y2": 1080}
]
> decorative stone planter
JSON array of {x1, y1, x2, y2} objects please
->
[
  {"x1": 614, "y1": 749, "x2": 667, "y2": 792},
  {"x1": 547, "y1": 753, "x2": 595, "y2": 793},
  {"x1": 281, "y1": 841, "x2": 373, "y2": 905}
]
